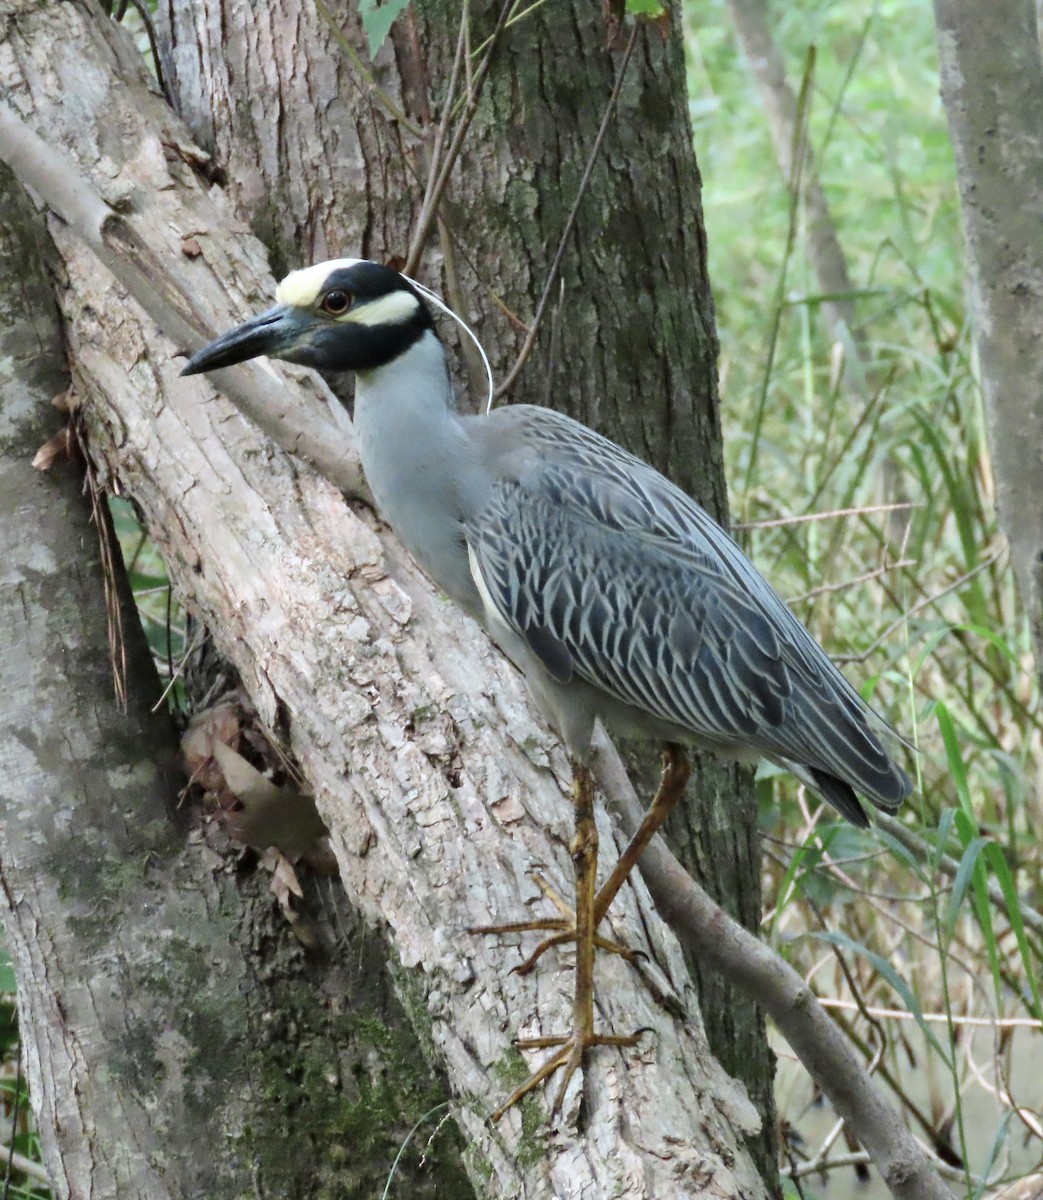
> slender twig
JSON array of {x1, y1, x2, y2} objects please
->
[
  {"x1": 834, "y1": 544, "x2": 1006, "y2": 664},
  {"x1": 789, "y1": 558, "x2": 916, "y2": 604},
  {"x1": 78, "y1": 428, "x2": 128, "y2": 711},
  {"x1": 314, "y1": 0, "x2": 423, "y2": 136},
  {"x1": 494, "y1": 22, "x2": 640, "y2": 399},
  {"x1": 380, "y1": 1102, "x2": 455, "y2": 1200},
  {"x1": 151, "y1": 622, "x2": 207, "y2": 713},
  {"x1": 414, "y1": 5, "x2": 469, "y2": 246},
  {"x1": 876, "y1": 813, "x2": 1043, "y2": 939},
  {"x1": 817, "y1": 998, "x2": 1043, "y2": 1029},
  {"x1": 404, "y1": 0, "x2": 515, "y2": 274},
  {"x1": 0, "y1": 1143, "x2": 48, "y2": 1188},
  {"x1": 469, "y1": 0, "x2": 552, "y2": 58},
  {"x1": 104, "y1": 0, "x2": 169, "y2": 100},
  {"x1": 735, "y1": 501, "x2": 920, "y2": 531}
]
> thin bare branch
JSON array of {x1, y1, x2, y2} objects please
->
[
  {"x1": 593, "y1": 730, "x2": 955, "y2": 1200},
  {"x1": 403, "y1": 0, "x2": 514, "y2": 274},
  {"x1": 735, "y1": 501, "x2": 920, "y2": 531},
  {"x1": 834, "y1": 544, "x2": 1006, "y2": 663}
]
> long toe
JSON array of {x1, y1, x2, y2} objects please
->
[{"x1": 492, "y1": 1027, "x2": 650, "y2": 1123}]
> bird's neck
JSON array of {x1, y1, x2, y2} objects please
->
[{"x1": 353, "y1": 331, "x2": 477, "y2": 606}]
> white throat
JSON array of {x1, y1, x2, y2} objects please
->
[{"x1": 352, "y1": 332, "x2": 478, "y2": 608}]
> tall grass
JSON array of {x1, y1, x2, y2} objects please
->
[{"x1": 687, "y1": 1, "x2": 1042, "y2": 1194}]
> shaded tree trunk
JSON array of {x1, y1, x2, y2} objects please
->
[{"x1": 934, "y1": 0, "x2": 1043, "y2": 680}]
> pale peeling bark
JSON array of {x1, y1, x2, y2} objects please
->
[
  {"x1": 0, "y1": 4, "x2": 768, "y2": 1197},
  {"x1": 934, "y1": 0, "x2": 1043, "y2": 671},
  {"x1": 0, "y1": 160, "x2": 473, "y2": 1200}
]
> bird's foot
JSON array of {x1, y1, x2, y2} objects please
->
[
  {"x1": 468, "y1": 870, "x2": 643, "y2": 975},
  {"x1": 491, "y1": 1025, "x2": 650, "y2": 1122}
]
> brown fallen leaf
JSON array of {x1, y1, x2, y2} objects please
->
[
  {"x1": 31, "y1": 426, "x2": 72, "y2": 471},
  {"x1": 211, "y1": 739, "x2": 327, "y2": 857}
]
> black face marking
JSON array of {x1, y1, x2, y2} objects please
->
[
  {"x1": 307, "y1": 262, "x2": 437, "y2": 372},
  {"x1": 181, "y1": 261, "x2": 440, "y2": 379}
]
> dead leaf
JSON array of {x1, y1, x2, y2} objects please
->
[
  {"x1": 32, "y1": 426, "x2": 72, "y2": 471},
  {"x1": 211, "y1": 740, "x2": 327, "y2": 857},
  {"x1": 181, "y1": 700, "x2": 326, "y2": 856},
  {"x1": 52, "y1": 388, "x2": 79, "y2": 413},
  {"x1": 181, "y1": 701, "x2": 241, "y2": 797},
  {"x1": 259, "y1": 847, "x2": 320, "y2": 949}
]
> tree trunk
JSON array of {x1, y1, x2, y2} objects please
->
[
  {"x1": 161, "y1": 0, "x2": 777, "y2": 1182},
  {"x1": 934, "y1": 0, "x2": 1043, "y2": 676},
  {"x1": 0, "y1": 159, "x2": 474, "y2": 1199},
  {"x1": 0, "y1": 2, "x2": 773, "y2": 1195}
]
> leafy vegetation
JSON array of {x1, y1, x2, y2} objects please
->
[{"x1": 688, "y1": 1, "x2": 1041, "y2": 1194}]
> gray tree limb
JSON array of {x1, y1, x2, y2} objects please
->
[
  {"x1": 594, "y1": 734, "x2": 956, "y2": 1200},
  {"x1": 934, "y1": 0, "x2": 1043, "y2": 672}
]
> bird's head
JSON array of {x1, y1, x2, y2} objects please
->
[{"x1": 181, "y1": 259, "x2": 435, "y2": 378}]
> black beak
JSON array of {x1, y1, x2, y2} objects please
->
[{"x1": 181, "y1": 304, "x2": 305, "y2": 376}]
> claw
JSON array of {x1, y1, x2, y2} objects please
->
[
  {"x1": 475, "y1": 751, "x2": 688, "y2": 1123},
  {"x1": 492, "y1": 1027, "x2": 649, "y2": 1123}
]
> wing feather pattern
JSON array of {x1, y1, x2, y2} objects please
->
[{"x1": 464, "y1": 405, "x2": 912, "y2": 820}]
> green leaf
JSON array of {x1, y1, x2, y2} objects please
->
[
  {"x1": 934, "y1": 702, "x2": 974, "y2": 822},
  {"x1": 626, "y1": 0, "x2": 666, "y2": 15},
  {"x1": 933, "y1": 807, "x2": 958, "y2": 872},
  {"x1": 953, "y1": 810, "x2": 1003, "y2": 1005},
  {"x1": 983, "y1": 842, "x2": 1043, "y2": 1019},
  {"x1": 945, "y1": 835, "x2": 987, "y2": 938},
  {"x1": 359, "y1": 0, "x2": 411, "y2": 58},
  {"x1": 771, "y1": 829, "x2": 829, "y2": 941},
  {"x1": 811, "y1": 930, "x2": 953, "y2": 1066}
]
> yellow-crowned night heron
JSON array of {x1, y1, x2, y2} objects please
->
[{"x1": 183, "y1": 259, "x2": 912, "y2": 1118}]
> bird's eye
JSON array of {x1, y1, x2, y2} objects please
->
[{"x1": 322, "y1": 289, "x2": 352, "y2": 316}]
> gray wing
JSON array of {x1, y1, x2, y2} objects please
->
[{"x1": 464, "y1": 406, "x2": 911, "y2": 817}]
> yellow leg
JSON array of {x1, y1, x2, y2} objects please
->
[
  {"x1": 593, "y1": 743, "x2": 691, "y2": 923},
  {"x1": 489, "y1": 764, "x2": 644, "y2": 1122},
  {"x1": 469, "y1": 869, "x2": 641, "y2": 970},
  {"x1": 473, "y1": 745, "x2": 691, "y2": 978}
]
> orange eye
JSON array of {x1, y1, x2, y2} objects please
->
[{"x1": 322, "y1": 289, "x2": 352, "y2": 316}]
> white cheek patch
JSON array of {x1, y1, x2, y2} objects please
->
[
  {"x1": 275, "y1": 258, "x2": 366, "y2": 307},
  {"x1": 341, "y1": 290, "x2": 422, "y2": 326}
]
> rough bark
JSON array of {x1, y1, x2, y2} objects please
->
[
  {"x1": 933, "y1": 0, "x2": 1043, "y2": 675},
  {"x1": 160, "y1": 0, "x2": 777, "y2": 1181},
  {"x1": 0, "y1": 159, "x2": 473, "y2": 1199},
  {"x1": 0, "y1": 3, "x2": 770, "y2": 1197}
]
